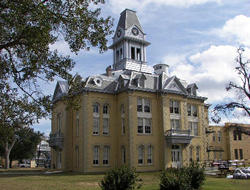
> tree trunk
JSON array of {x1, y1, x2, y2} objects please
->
[{"x1": 4, "y1": 140, "x2": 16, "y2": 169}]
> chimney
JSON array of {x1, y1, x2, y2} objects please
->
[
  {"x1": 106, "y1": 65, "x2": 112, "y2": 76},
  {"x1": 153, "y1": 63, "x2": 169, "y2": 75}
]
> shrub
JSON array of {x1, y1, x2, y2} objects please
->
[
  {"x1": 160, "y1": 163, "x2": 205, "y2": 190},
  {"x1": 186, "y1": 161, "x2": 205, "y2": 190},
  {"x1": 160, "y1": 168, "x2": 190, "y2": 190},
  {"x1": 100, "y1": 165, "x2": 142, "y2": 190}
]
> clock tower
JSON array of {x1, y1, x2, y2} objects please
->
[{"x1": 109, "y1": 9, "x2": 153, "y2": 73}]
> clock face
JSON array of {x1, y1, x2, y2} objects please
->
[
  {"x1": 132, "y1": 27, "x2": 139, "y2": 36},
  {"x1": 117, "y1": 29, "x2": 121, "y2": 38}
]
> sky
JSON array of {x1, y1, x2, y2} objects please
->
[{"x1": 35, "y1": 0, "x2": 250, "y2": 136}]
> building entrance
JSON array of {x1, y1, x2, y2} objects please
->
[{"x1": 171, "y1": 145, "x2": 182, "y2": 168}]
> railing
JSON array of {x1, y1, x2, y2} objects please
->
[
  {"x1": 207, "y1": 146, "x2": 224, "y2": 152},
  {"x1": 49, "y1": 132, "x2": 64, "y2": 150},
  {"x1": 165, "y1": 129, "x2": 191, "y2": 136},
  {"x1": 165, "y1": 129, "x2": 193, "y2": 144}
]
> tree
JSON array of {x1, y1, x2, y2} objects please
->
[
  {"x1": 0, "y1": 0, "x2": 113, "y2": 168},
  {"x1": 212, "y1": 47, "x2": 250, "y2": 123},
  {"x1": 9, "y1": 128, "x2": 43, "y2": 167}
]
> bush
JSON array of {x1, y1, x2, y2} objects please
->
[
  {"x1": 160, "y1": 168, "x2": 190, "y2": 190},
  {"x1": 186, "y1": 161, "x2": 205, "y2": 190},
  {"x1": 160, "y1": 162, "x2": 205, "y2": 190},
  {"x1": 100, "y1": 166, "x2": 142, "y2": 190}
]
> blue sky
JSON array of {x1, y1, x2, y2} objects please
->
[{"x1": 35, "y1": 0, "x2": 250, "y2": 136}]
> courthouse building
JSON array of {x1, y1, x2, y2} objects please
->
[{"x1": 49, "y1": 9, "x2": 209, "y2": 173}]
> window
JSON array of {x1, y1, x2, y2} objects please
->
[
  {"x1": 93, "y1": 146, "x2": 99, "y2": 165},
  {"x1": 93, "y1": 103, "x2": 99, "y2": 113},
  {"x1": 122, "y1": 118, "x2": 125, "y2": 134},
  {"x1": 196, "y1": 146, "x2": 200, "y2": 161},
  {"x1": 171, "y1": 119, "x2": 180, "y2": 130},
  {"x1": 187, "y1": 104, "x2": 198, "y2": 117},
  {"x1": 170, "y1": 100, "x2": 180, "y2": 114},
  {"x1": 103, "y1": 104, "x2": 109, "y2": 114},
  {"x1": 137, "y1": 98, "x2": 143, "y2": 112},
  {"x1": 188, "y1": 122, "x2": 198, "y2": 136},
  {"x1": 116, "y1": 50, "x2": 119, "y2": 61},
  {"x1": 137, "y1": 98, "x2": 151, "y2": 113},
  {"x1": 219, "y1": 152, "x2": 223, "y2": 160},
  {"x1": 121, "y1": 146, "x2": 126, "y2": 164},
  {"x1": 57, "y1": 113, "x2": 62, "y2": 134},
  {"x1": 239, "y1": 149, "x2": 243, "y2": 159},
  {"x1": 120, "y1": 48, "x2": 123, "y2": 60},
  {"x1": 75, "y1": 146, "x2": 79, "y2": 168},
  {"x1": 131, "y1": 47, "x2": 135, "y2": 59},
  {"x1": 93, "y1": 117, "x2": 99, "y2": 135},
  {"x1": 138, "y1": 145, "x2": 144, "y2": 164},
  {"x1": 76, "y1": 113, "x2": 79, "y2": 136},
  {"x1": 121, "y1": 104, "x2": 125, "y2": 114},
  {"x1": 103, "y1": 118, "x2": 109, "y2": 135},
  {"x1": 212, "y1": 133, "x2": 216, "y2": 142},
  {"x1": 147, "y1": 145, "x2": 153, "y2": 164},
  {"x1": 103, "y1": 146, "x2": 110, "y2": 165},
  {"x1": 233, "y1": 130, "x2": 242, "y2": 141},
  {"x1": 136, "y1": 48, "x2": 141, "y2": 61},
  {"x1": 218, "y1": 131, "x2": 221, "y2": 142},
  {"x1": 189, "y1": 147, "x2": 193, "y2": 162},
  {"x1": 138, "y1": 118, "x2": 152, "y2": 134},
  {"x1": 234, "y1": 149, "x2": 238, "y2": 159},
  {"x1": 137, "y1": 118, "x2": 143, "y2": 133}
]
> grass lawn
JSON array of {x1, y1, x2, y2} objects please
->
[{"x1": 0, "y1": 169, "x2": 250, "y2": 190}]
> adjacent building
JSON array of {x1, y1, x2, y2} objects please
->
[
  {"x1": 49, "y1": 9, "x2": 209, "y2": 173},
  {"x1": 207, "y1": 123, "x2": 250, "y2": 162}
]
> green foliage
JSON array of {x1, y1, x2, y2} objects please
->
[
  {"x1": 185, "y1": 161, "x2": 205, "y2": 190},
  {"x1": 100, "y1": 166, "x2": 142, "y2": 190},
  {"x1": 160, "y1": 168, "x2": 190, "y2": 190},
  {"x1": 10, "y1": 128, "x2": 43, "y2": 162},
  {"x1": 160, "y1": 163, "x2": 205, "y2": 190}
]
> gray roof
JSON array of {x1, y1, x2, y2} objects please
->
[{"x1": 117, "y1": 9, "x2": 143, "y2": 32}]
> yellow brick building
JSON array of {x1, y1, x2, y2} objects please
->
[
  {"x1": 49, "y1": 9, "x2": 209, "y2": 173},
  {"x1": 207, "y1": 123, "x2": 250, "y2": 162}
]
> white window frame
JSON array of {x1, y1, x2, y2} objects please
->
[
  {"x1": 187, "y1": 104, "x2": 198, "y2": 117},
  {"x1": 137, "y1": 98, "x2": 151, "y2": 113},
  {"x1": 137, "y1": 118, "x2": 152, "y2": 134},
  {"x1": 188, "y1": 121, "x2": 198, "y2": 136},
  {"x1": 171, "y1": 119, "x2": 180, "y2": 130},
  {"x1": 103, "y1": 146, "x2": 110, "y2": 165},
  {"x1": 103, "y1": 118, "x2": 109, "y2": 135},
  {"x1": 147, "y1": 145, "x2": 153, "y2": 164},
  {"x1": 93, "y1": 146, "x2": 99, "y2": 165},
  {"x1": 170, "y1": 100, "x2": 180, "y2": 114},
  {"x1": 138, "y1": 145, "x2": 144, "y2": 165},
  {"x1": 93, "y1": 117, "x2": 99, "y2": 135}
]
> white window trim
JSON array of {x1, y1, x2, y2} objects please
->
[
  {"x1": 103, "y1": 118, "x2": 109, "y2": 135},
  {"x1": 93, "y1": 146, "x2": 99, "y2": 165},
  {"x1": 137, "y1": 117, "x2": 152, "y2": 134}
]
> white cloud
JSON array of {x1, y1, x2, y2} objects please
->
[
  {"x1": 108, "y1": 0, "x2": 221, "y2": 14},
  {"x1": 49, "y1": 40, "x2": 99, "y2": 57},
  {"x1": 164, "y1": 45, "x2": 243, "y2": 103},
  {"x1": 217, "y1": 15, "x2": 250, "y2": 46}
]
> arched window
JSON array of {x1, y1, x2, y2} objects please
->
[
  {"x1": 93, "y1": 103, "x2": 99, "y2": 113},
  {"x1": 103, "y1": 104, "x2": 109, "y2": 114}
]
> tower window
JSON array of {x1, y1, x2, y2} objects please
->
[
  {"x1": 131, "y1": 47, "x2": 135, "y2": 59},
  {"x1": 136, "y1": 48, "x2": 141, "y2": 60},
  {"x1": 116, "y1": 50, "x2": 119, "y2": 62},
  {"x1": 120, "y1": 48, "x2": 123, "y2": 60}
]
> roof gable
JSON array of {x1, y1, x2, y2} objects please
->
[{"x1": 164, "y1": 76, "x2": 187, "y2": 94}]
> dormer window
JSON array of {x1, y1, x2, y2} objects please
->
[
  {"x1": 131, "y1": 47, "x2": 135, "y2": 59},
  {"x1": 136, "y1": 48, "x2": 141, "y2": 61}
]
